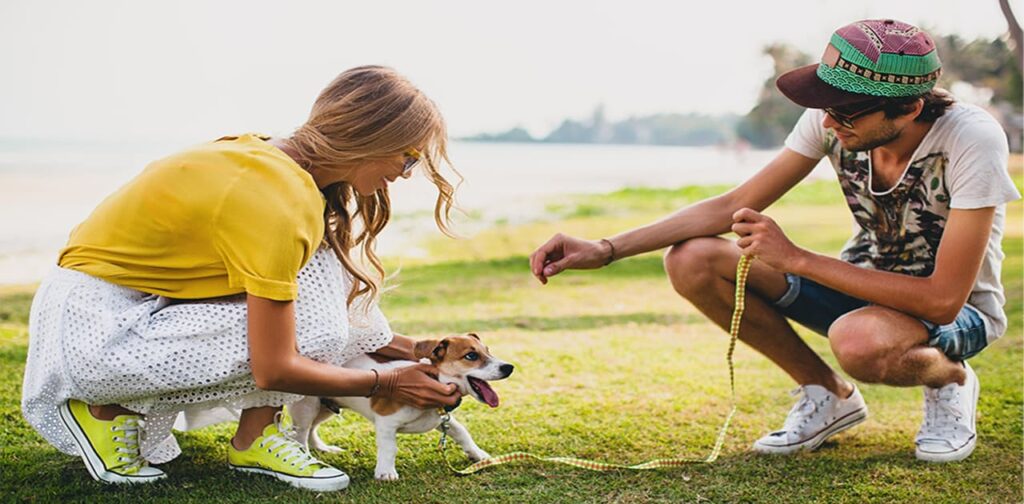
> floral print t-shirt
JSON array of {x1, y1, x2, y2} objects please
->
[{"x1": 784, "y1": 102, "x2": 1020, "y2": 341}]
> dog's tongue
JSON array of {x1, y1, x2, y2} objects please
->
[{"x1": 469, "y1": 377, "x2": 500, "y2": 407}]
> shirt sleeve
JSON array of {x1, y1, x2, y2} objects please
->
[
  {"x1": 946, "y1": 116, "x2": 1022, "y2": 209},
  {"x1": 784, "y1": 108, "x2": 829, "y2": 160},
  {"x1": 212, "y1": 173, "x2": 322, "y2": 301}
]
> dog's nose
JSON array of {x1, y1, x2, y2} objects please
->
[{"x1": 499, "y1": 363, "x2": 514, "y2": 377}]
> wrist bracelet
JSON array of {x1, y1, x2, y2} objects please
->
[
  {"x1": 600, "y1": 238, "x2": 616, "y2": 265},
  {"x1": 366, "y1": 369, "x2": 380, "y2": 397}
]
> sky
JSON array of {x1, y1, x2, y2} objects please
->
[{"x1": 0, "y1": 0, "x2": 1017, "y2": 142}]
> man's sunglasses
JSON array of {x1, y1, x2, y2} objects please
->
[
  {"x1": 402, "y1": 148, "x2": 422, "y2": 174},
  {"x1": 824, "y1": 101, "x2": 886, "y2": 129}
]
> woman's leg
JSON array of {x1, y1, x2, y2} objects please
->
[
  {"x1": 89, "y1": 404, "x2": 139, "y2": 421},
  {"x1": 232, "y1": 406, "x2": 282, "y2": 450}
]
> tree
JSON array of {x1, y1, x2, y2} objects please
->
[
  {"x1": 736, "y1": 44, "x2": 811, "y2": 148},
  {"x1": 935, "y1": 34, "x2": 1022, "y2": 107},
  {"x1": 999, "y1": 0, "x2": 1022, "y2": 67}
]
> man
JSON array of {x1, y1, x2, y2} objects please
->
[{"x1": 529, "y1": 19, "x2": 1020, "y2": 462}]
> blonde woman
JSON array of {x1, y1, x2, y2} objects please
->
[{"x1": 21, "y1": 66, "x2": 461, "y2": 492}]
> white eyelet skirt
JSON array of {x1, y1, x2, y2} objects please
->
[{"x1": 21, "y1": 247, "x2": 393, "y2": 464}]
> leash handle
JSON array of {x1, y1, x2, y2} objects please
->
[{"x1": 438, "y1": 255, "x2": 753, "y2": 474}]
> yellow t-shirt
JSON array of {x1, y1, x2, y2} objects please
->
[{"x1": 59, "y1": 134, "x2": 325, "y2": 301}]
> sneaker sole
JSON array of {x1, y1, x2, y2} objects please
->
[
  {"x1": 230, "y1": 464, "x2": 350, "y2": 492},
  {"x1": 916, "y1": 435, "x2": 976, "y2": 463},
  {"x1": 57, "y1": 401, "x2": 166, "y2": 485},
  {"x1": 753, "y1": 407, "x2": 869, "y2": 455},
  {"x1": 916, "y1": 369, "x2": 979, "y2": 463}
]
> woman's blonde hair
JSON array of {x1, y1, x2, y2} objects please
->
[{"x1": 290, "y1": 66, "x2": 458, "y2": 307}]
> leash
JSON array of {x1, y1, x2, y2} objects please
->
[{"x1": 437, "y1": 255, "x2": 754, "y2": 474}]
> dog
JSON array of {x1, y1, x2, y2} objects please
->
[{"x1": 289, "y1": 333, "x2": 514, "y2": 481}]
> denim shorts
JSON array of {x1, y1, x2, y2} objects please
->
[{"x1": 774, "y1": 273, "x2": 989, "y2": 361}]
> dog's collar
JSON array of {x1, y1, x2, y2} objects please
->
[{"x1": 439, "y1": 396, "x2": 462, "y2": 414}]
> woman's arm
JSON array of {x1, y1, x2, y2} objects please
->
[
  {"x1": 245, "y1": 295, "x2": 458, "y2": 408},
  {"x1": 370, "y1": 333, "x2": 417, "y2": 361}
]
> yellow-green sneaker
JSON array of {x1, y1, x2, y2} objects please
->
[
  {"x1": 58, "y1": 399, "x2": 166, "y2": 484},
  {"x1": 228, "y1": 413, "x2": 349, "y2": 492}
]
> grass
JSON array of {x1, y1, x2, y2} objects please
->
[{"x1": 1, "y1": 163, "x2": 1021, "y2": 502}]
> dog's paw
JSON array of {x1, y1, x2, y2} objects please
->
[
  {"x1": 374, "y1": 468, "x2": 400, "y2": 481},
  {"x1": 466, "y1": 449, "x2": 491, "y2": 462}
]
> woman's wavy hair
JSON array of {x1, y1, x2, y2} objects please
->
[{"x1": 290, "y1": 66, "x2": 459, "y2": 307}]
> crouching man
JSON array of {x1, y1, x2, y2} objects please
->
[{"x1": 529, "y1": 19, "x2": 1020, "y2": 462}]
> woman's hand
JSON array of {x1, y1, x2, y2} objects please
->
[
  {"x1": 377, "y1": 364, "x2": 461, "y2": 409},
  {"x1": 529, "y1": 233, "x2": 611, "y2": 284}
]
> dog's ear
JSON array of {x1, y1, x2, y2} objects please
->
[
  {"x1": 467, "y1": 332, "x2": 480, "y2": 341},
  {"x1": 413, "y1": 339, "x2": 438, "y2": 360},
  {"x1": 413, "y1": 338, "x2": 449, "y2": 362}
]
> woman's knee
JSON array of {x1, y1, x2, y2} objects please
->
[{"x1": 663, "y1": 237, "x2": 728, "y2": 295}]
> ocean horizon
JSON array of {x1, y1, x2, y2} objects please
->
[{"x1": 0, "y1": 139, "x2": 834, "y2": 285}]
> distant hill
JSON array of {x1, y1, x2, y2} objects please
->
[
  {"x1": 463, "y1": 107, "x2": 740, "y2": 147},
  {"x1": 465, "y1": 32, "x2": 1021, "y2": 151}
]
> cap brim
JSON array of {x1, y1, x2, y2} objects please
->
[{"x1": 776, "y1": 64, "x2": 877, "y2": 108}]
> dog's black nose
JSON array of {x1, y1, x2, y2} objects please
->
[{"x1": 500, "y1": 364, "x2": 514, "y2": 377}]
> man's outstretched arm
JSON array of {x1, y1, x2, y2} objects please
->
[{"x1": 529, "y1": 148, "x2": 820, "y2": 283}]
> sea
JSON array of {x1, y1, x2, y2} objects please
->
[{"x1": 0, "y1": 139, "x2": 834, "y2": 285}]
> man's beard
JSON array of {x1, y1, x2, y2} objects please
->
[{"x1": 842, "y1": 121, "x2": 902, "y2": 152}]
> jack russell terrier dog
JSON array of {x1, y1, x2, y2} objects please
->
[{"x1": 288, "y1": 333, "x2": 514, "y2": 481}]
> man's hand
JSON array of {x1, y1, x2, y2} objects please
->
[
  {"x1": 731, "y1": 208, "x2": 807, "y2": 272},
  {"x1": 529, "y1": 233, "x2": 611, "y2": 284}
]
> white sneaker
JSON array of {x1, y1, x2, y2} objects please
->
[
  {"x1": 753, "y1": 384, "x2": 868, "y2": 454},
  {"x1": 916, "y1": 362, "x2": 979, "y2": 463}
]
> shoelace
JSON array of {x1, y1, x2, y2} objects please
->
[
  {"x1": 259, "y1": 417, "x2": 324, "y2": 472},
  {"x1": 111, "y1": 418, "x2": 146, "y2": 473},
  {"x1": 781, "y1": 386, "x2": 820, "y2": 434},
  {"x1": 919, "y1": 386, "x2": 966, "y2": 441}
]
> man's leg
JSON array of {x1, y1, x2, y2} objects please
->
[
  {"x1": 827, "y1": 306, "x2": 966, "y2": 388},
  {"x1": 828, "y1": 305, "x2": 978, "y2": 463},
  {"x1": 665, "y1": 237, "x2": 872, "y2": 454},
  {"x1": 663, "y1": 237, "x2": 853, "y2": 397}
]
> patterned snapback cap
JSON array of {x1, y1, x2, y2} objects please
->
[{"x1": 777, "y1": 19, "x2": 942, "y2": 108}]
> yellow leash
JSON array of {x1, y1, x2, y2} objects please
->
[{"x1": 437, "y1": 255, "x2": 753, "y2": 474}]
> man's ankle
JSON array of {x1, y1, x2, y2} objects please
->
[
  {"x1": 924, "y1": 363, "x2": 967, "y2": 389},
  {"x1": 822, "y1": 378, "x2": 855, "y2": 399}
]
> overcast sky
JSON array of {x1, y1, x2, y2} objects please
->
[{"x1": 0, "y1": 0, "x2": 1016, "y2": 142}]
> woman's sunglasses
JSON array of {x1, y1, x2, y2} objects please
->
[
  {"x1": 402, "y1": 148, "x2": 422, "y2": 174},
  {"x1": 824, "y1": 101, "x2": 886, "y2": 129}
]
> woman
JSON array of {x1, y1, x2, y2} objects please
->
[{"x1": 21, "y1": 66, "x2": 461, "y2": 492}]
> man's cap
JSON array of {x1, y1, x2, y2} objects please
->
[{"x1": 777, "y1": 19, "x2": 942, "y2": 108}]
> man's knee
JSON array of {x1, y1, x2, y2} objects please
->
[
  {"x1": 663, "y1": 238, "x2": 726, "y2": 295},
  {"x1": 829, "y1": 313, "x2": 892, "y2": 383}
]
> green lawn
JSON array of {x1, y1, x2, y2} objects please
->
[{"x1": 1, "y1": 175, "x2": 1021, "y2": 503}]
